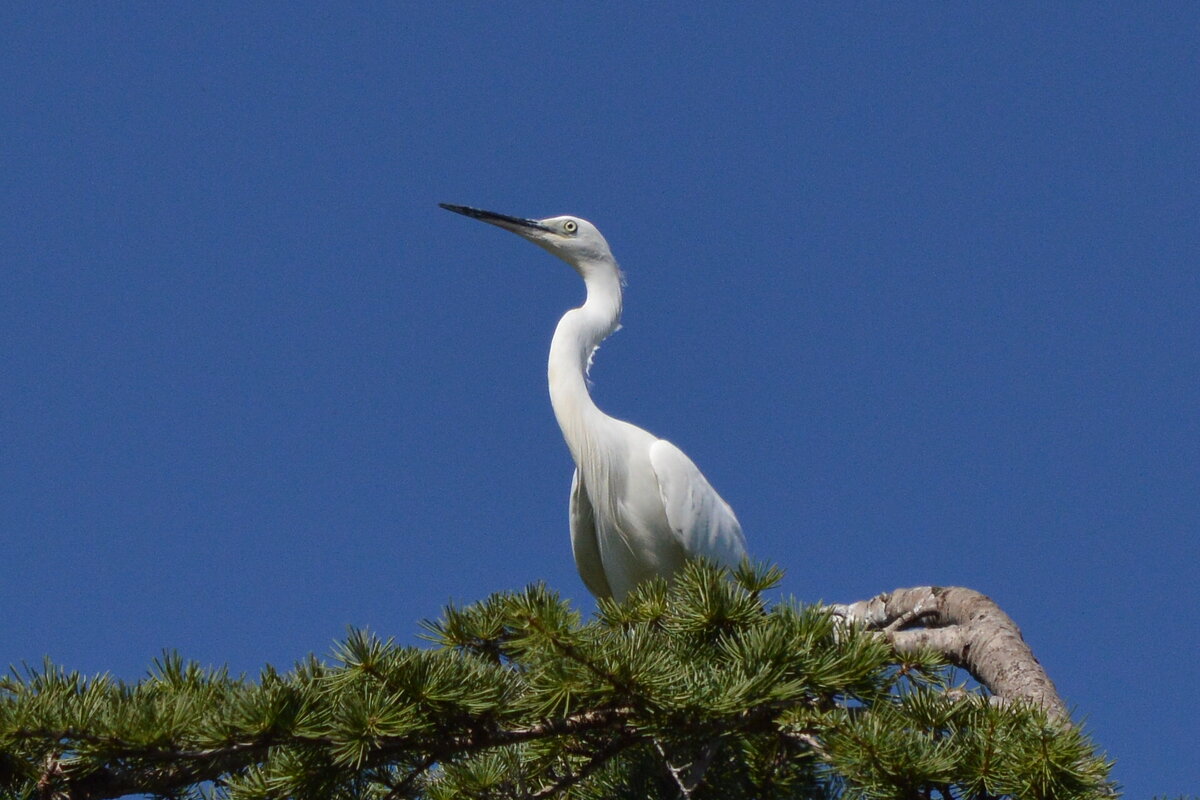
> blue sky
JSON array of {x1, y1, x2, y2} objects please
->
[{"x1": 2, "y1": 5, "x2": 1197, "y2": 796}]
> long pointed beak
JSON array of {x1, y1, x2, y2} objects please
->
[{"x1": 439, "y1": 203, "x2": 552, "y2": 234}]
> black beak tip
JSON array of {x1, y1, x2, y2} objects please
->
[{"x1": 438, "y1": 203, "x2": 547, "y2": 232}]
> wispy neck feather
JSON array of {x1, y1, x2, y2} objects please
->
[{"x1": 547, "y1": 259, "x2": 624, "y2": 463}]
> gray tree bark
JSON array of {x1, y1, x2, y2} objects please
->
[{"x1": 833, "y1": 586, "x2": 1067, "y2": 719}]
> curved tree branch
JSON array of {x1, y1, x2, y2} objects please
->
[{"x1": 832, "y1": 586, "x2": 1067, "y2": 718}]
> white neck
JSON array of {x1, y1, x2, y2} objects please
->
[{"x1": 547, "y1": 259, "x2": 623, "y2": 465}]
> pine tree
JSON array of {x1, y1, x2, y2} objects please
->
[{"x1": 1, "y1": 563, "x2": 1113, "y2": 799}]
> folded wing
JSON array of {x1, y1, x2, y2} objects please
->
[
  {"x1": 648, "y1": 439, "x2": 747, "y2": 569},
  {"x1": 568, "y1": 468, "x2": 613, "y2": 598}
]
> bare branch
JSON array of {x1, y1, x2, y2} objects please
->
[
  {"x1": 654, "y1": 738, "x2": 722, "y2": 799},
  {"x1": 833, "y1": 586, "x2": 1067, "y2": 718}
]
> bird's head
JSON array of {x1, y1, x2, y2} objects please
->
[{"x1": 439, "y1": 204, "x2": 616, "y2": 274}]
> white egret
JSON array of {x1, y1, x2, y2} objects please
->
[{"x1": 440, "y1": 204, "x2": 747, "y2": 600}]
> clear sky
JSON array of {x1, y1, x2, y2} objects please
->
[{"x1": 2, "y1": 5, "x2": 1197, "y2": 796}]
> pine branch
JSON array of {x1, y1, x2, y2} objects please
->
[
  {"x1": 529, "y1": 731, "x2": 639, "y2": 799},
  {"x1": 381, "y1": 754, "x2": 435, "y2": 800},
  {"x1": 1, "y1": 565, "x2": 1114, "y2": 799}
]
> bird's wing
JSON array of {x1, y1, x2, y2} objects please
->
[
  {"x1": 648, "y1": 439, "x2": 748, "y2": 568},
  {"x1": 569, "y1": 468, "x2": 613, "y2": 599}
]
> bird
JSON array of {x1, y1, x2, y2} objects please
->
[{"x1": 440, "y1": 203, "x2": 747, "y2": 601}]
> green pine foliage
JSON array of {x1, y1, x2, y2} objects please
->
[{"x1": 0, "y1": 563, "x2": 1113, "y2": 799}]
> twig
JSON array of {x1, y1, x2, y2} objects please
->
[
  {"x1": 654, "y1": 737, "x2": 722, "y2": 798},
  {"x1": 383, "y1": 754, "x2": 438, "y2": 799},
  {"x1": 37, "y1": 751, "x2": 63, "y2": 800},
  {"x1": 524, "y1": 616, "x2": 638, "y2": 698},
  {"x1": 530, "y1": 732, "x2": 638, "y2": 799}
]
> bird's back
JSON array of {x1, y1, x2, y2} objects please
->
[{"x1": 569, "y1": 417, "x2": 743, "y2": 600}]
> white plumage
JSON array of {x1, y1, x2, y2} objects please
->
[{"x1": 441, "y1": 204, "x2": 747, "y2": 600}]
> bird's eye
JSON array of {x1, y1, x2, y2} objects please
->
[{"x1": 563, "y1": 220, "x2": 578, "y2": 234}]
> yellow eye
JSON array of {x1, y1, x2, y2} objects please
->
[{"x1": 563, "y1": 220, "x2": 578, "y2": 234}]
